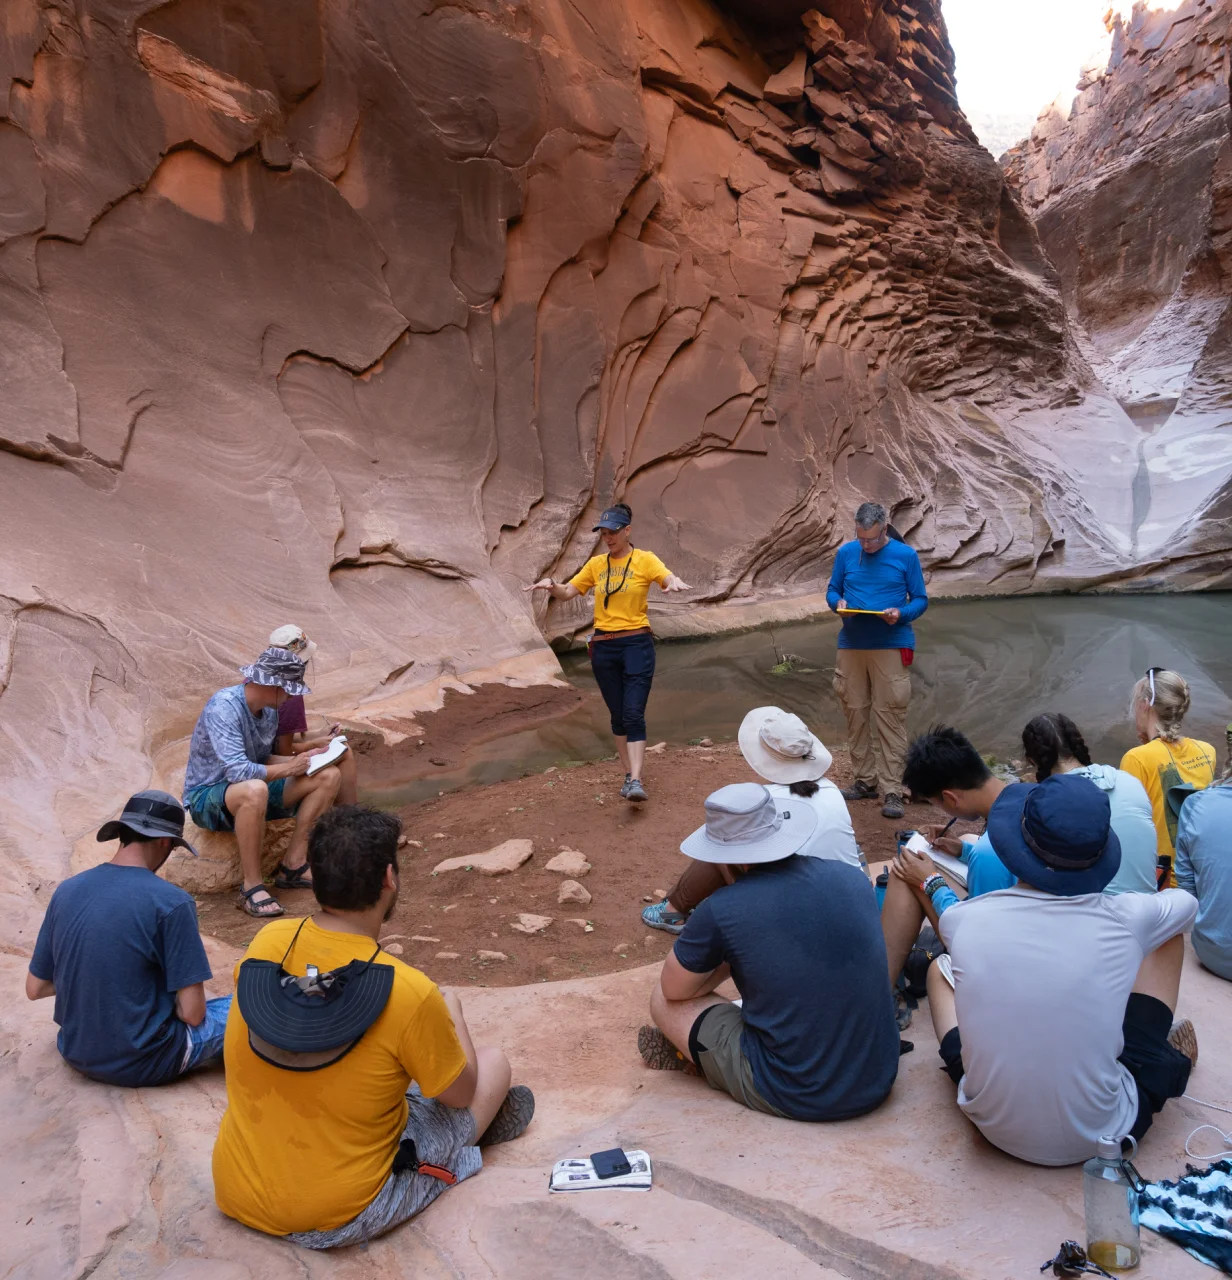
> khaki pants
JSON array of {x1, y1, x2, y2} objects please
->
[{"x1": 833, "y1": 649, "x2": 912, "y2": 796}]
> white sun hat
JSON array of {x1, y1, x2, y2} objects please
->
[
  {"x1": 738, "y1": 706, "x2": 833, "y2": 784},
  {"x1": 269, "y1": 624, "x2": 318, "y2": 662},
  {"x1": 680, "y1": 782, "x2": 818, "y2": 865}
]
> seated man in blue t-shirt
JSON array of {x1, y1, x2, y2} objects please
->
[
  {"x1": 881, "y1": 728, "x2": 1015, "y2": 1023},
  {"x1": 26, "y1": 790, "x2": 231, "y2": 1087},
  {"x1": 637, "y1": 783, "x2": 900, "y2": 1122}
]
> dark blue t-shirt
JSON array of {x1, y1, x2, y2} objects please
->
[
  {"x1": 674, "y1": 856, "x2": 899, "y2": 1120},
  {"x1": 29, "y1": 864, "x2": 212, "y2": 1086}
]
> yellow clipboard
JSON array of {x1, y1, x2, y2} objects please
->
[{"x1": 837, "y1": 608, "x2": 888, "y2": 615}]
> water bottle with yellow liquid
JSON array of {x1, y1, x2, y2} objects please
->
[{"x1": 1083, "y1": 1134, "x2": 1143, "y2": 1271}]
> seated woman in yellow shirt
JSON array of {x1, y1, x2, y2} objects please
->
[
  {"x1": 527, "y1": 503, "x2": 690, "y2": 802},
  {"x1": 1120, "y1": 668, "x2": 1216, "y2": 885}
]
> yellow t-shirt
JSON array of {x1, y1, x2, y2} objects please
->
[
  {"x1": 212, "y1": 917, "x2": 466, "y2": 1236},
  {"x1": 569, "y1": 548, "x2": 671, "y2": 632},
  {"x1": 1120, "y1": 737, "x2": 1216, "y2": 863}
]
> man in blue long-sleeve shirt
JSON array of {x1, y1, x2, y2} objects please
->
[
  {"x1": 825, "y1": 502, "x2": 928, "y2": 819},
  {"x1": 183, "y1": 647, "x2": 342, "y2": 919}
]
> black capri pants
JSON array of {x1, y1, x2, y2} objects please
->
[{"x1": 590, "y1": 633, "x2": 656, "y2": 742}]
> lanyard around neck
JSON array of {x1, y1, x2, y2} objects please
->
[{"x1": 604, "y1": 547, "x2": 634, "y2": 609}]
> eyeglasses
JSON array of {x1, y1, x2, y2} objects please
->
[{"x1": 1145, "y1": 666, "x2": 1166, "y2": 707}]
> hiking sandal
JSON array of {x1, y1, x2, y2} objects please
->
[
  {"x1": 238, "y1": 884, "x2": 285, "y2": 918},
  {"x1": 274, "y1": 861, "x2": 313, "y2": 890},
  {"x1": 478, "y1": 1085, "x2": 536, "y2": 1147}
]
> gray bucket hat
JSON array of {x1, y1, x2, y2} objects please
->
[
  {"x1": 680, "y1": 782, "x2": 817, "y2": 865},
  {"x1": 240, "y1": 646, "x2": 310, "y2": 696},
  {"x1": 97, "y1": 789, "x2": 199, "y2": 855}
]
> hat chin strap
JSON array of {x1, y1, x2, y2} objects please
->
[{"x1": 1019, "y1": 814, "x2": 1102, "y2": 870}]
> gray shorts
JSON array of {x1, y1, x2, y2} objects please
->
[
  {"x1": 688, "y1": 1002, "x2": 791, "y2": 1119},
  {"x1": 287, "y1": 1086, "x2": 483, "y2": 1249}
]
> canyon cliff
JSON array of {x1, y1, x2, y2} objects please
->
[{"x1": 0, "y1": 0, "x2": 1227, "y2": 920}]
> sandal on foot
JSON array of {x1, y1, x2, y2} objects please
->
[
  {"x1": 641, "y1": 899, "x2": 686, "y2": 935},
  {"x1": 478, "y1": 1085, "x2": 536, "y2": 1147},
  {"x1": 238, "y1": 885, "x2": 285, "y2": 918},
  {"x1": 274, "y1": 861, "x2": 313, "y2": 890},
  {"x1": 637, "y1": 1025, "x2": 697, "y2": 1073}
]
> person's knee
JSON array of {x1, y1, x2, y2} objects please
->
[
  {"x1": 649, "y1": 980, "x2": 668, "y2": 1027},
  {"x1": 314, "y1": 764, "x2": 342, "y2": 795},
  {"x1": 231, "y1": 778, "x2": 268, "y2": 809},
  {"x1": 477, "y1": 1044, "x2": 512, "y2": 1090}
]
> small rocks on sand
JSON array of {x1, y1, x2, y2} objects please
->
[
  {"x1": 433, "y1": 838, "x2": 533, "y2": 876},
  {"x1": 544, "y1": 848, "x2": 591, "y2": 877},
  {"x1": 565, "y1": 918, "x2": 594, "y2": 932},
  {"x1": 557, "y1": 879, "x2": 592, "y2": 905},
  {"x1": 646, "y1": 742, "x2": 666, "y2": 754},
  {"x1": 384, "y1": 943, "x2": 404, "y2": 955},
  {"x1": 510, "y1": 913, "x2": 553, "y2": 934},
  {"x1": 411, "y1": 935, "x2": 440, "y2": 943},
  {"x1": 477, "y1": 950, "x2": 508, "y2": 962},
  {"x1": 435, "y1": 951, "x2": 460, "y2": 960},
  {"x1": 612, "y1": 941, "x2": 631, "y2": 955}
]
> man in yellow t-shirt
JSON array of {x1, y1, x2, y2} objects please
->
[{"x1": 212, "y1": 806, "x2": 534, "y2": 1248}]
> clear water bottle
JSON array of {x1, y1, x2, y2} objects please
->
[{"x1": 1084, "y1": 1134, "x2": 1141, "y2": 1271}]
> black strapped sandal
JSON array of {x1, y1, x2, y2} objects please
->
[
  {"x1": 274, "y1": 862, "x2": 313, "y2": 890},
  {"x1": 238, "y1": 885, "x2": 285, "y2": 918}
]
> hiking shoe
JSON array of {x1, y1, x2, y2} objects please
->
[
  {"x1": 642, "y1": 899, "x2": 686, "y2": 935},
  {"x1": 893, "y1": 988, "x2": 913, "y2": 1031},
  {"x1": 840, "y1": 780, "x2": 878, "y2": 801},
  {"x1": 478, "y1": 1085, "x2": 536, "y2": 1147},
  {"x1": 881, "y1": 793, "x2": 906, "y2": 820},
  {"x1": 625, "y1": 778, "x2": 647, "y2": 803},
  {"x1": 1168, "y1": 1018, "x2": 1198, "y2": 1067},
  {"x1": 619, "y1": 777, "x2": 633, "y2": 799},
  {"x1": 637, "y1": 1025, "x2": 697, "y2": 1073}
]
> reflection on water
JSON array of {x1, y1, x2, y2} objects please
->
[{"x1": 367, "y1": 594, "x2": 1232, "y2": 806}]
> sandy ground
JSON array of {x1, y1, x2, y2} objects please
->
[{"x1": 197, "y1": 732, "x2": 962, "y2": 985}]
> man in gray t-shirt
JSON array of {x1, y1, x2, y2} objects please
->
[{"x1": 901, "y1": 750, "x2": 1197, "y2": 1166}]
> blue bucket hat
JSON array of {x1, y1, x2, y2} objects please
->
[{"x1": 987, "y1": 775, "x2": 1121, "y2": 896}]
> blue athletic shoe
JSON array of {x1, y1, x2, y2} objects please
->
[{"x1": 642, "y1": 899, "x2": 686, "y2": 935}]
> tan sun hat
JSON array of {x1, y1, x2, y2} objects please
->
[
  {"x1": 738, "y1": 706, "x2": 833, "y2": 784},
  {"x1": 269, "y1": 624, "x2": 317, "y2": 662}
]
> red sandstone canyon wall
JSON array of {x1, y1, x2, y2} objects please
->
[{"x1": 0, "y1": 0, "x2": 1219, "y2": 918}]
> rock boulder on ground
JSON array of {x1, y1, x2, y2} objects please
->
[
  {"x1": 510, "y1": 914, "x2": 553, "y2": 934},
  {"x1": 556, "y1": 880, "x2": 592, "y2": 906},
  {"x1": 543, "y1": 849, "x2": 591, "y2": 877},
  {"x1": 433, "y1": 840, "x2": 534, "y2": 877}
]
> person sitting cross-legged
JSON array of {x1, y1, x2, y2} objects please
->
[
  {"x1": 212, "y1": 805, "x2": 534, "y2": 1248},
  {"x1": 1176, "y1": 765, "x2": 1232, "y2": 982},
  {"x1": 183, "y1": 646, "x2": 344, "y2": 918},
  {"x1": 915, "y1": 772, "x2": 1198, "y2": 1166},
  {"x1": 25, "y1": 790, "x2": 230, "y2": 1086},
  {"x1": 638, "y1": 783, "x2": 899, "y2": 1122}
]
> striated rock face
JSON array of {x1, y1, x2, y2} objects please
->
[
  {"x1": 0, "y1": 0, "x2": 1177, "y2": 927},
  {"x1": 1003, "y1": 0, "x2": 1232, "y2": 575}
]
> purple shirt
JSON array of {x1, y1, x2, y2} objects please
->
[{"x1": 278, "y1": 695, "x2": 308, "y2": 736}]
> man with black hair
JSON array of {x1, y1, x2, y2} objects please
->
[
  {"x1": 826, "y1": 501, "x2": 928, "y2": 821},
  {"x1": 879, "y1": 727, "x2": 1014, "y2": 1014},
  {"x1": 25, "y1": 790, "x2": 229, "y2": 1086},
  {"x1": 213, "y1": 804, "x2": 534, "y2": 1247}
]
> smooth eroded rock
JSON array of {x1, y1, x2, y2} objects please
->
[{"x1": 433, "y1": 839, "x2": 533, "y2": 876}]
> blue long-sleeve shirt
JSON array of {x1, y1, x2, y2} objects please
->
[
  {"x1": 183, "y1": 685, "x2": 278, "y2": 794},
  {"x1": 826, "y1": 538, "x2": 928, "y2": 650},
  {"x1": 929, "y1": 832, "x2": 1016, "y2": 914},
  {"x1": 1175, "y1": 784, "x2": 1232, "y2": 981}
]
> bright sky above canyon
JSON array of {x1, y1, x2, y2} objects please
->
[{"x1": 943, "y1": 0, "x2": 1182, "y2": 154}]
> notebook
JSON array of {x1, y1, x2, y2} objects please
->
[
  {"x1": 549, "y1": 1150, "x2": 653, "y2": 1192},
  {"x1": 904, "y1": 831, "x2": 969, "y2": 889},
  {"x1": 307, "y1": 736, "x2": 349, "y2": 775}
]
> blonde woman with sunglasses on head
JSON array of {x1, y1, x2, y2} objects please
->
[{"x1": 1120, "y1": 668, "x2": 1215, "y2": 886}]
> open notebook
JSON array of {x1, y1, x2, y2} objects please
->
[
  {"x1": 903, "y1": 831, "x2": 968, "y2": 889},
  {"x1": 307, "y1": 736, "x2": 349, "y2": 775}
]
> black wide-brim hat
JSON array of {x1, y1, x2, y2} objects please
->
[
  {"x1": 97, "y1": 789, "x2": 198, "y2": 855},
  {"x1": 987, "y1": 777, "x2": 1121, "y2": 897},
  {"x1": 237, "y1": 957, "x2": 394, "y2": 1069}
]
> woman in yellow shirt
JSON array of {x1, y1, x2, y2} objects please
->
[
  {"x1": 528, "y1": 504, "x2": 690, "y2": 802},
  {"x1": 1120, "y1": 667, "x2": 1216, "y2": 885}
]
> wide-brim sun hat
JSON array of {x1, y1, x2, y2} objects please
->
[
  {"x1": 240, "y1": 646, "x2": 311, "y2": 696},
  {"x1": 268, "y1": 624, "x2": 318, "y2": 662},
  {"x1": 97, "y1": 789, "x2": 198, "y2": 855},
  {"x1": 739, "y1": 706, "x2": 833, "y2": 784},
  {"x1": 987, "y1": 774, "x2": 1121, "y2": 896},
  {"x1": 681, "y1": 781, "x2": 817, "y2": 865}
]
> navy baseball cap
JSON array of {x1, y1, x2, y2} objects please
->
[
  {"x1": 987, "y1": 774, "x2": 1121, "y2": 896},
  {"x1": 593, "y1": 506, "x2": 631, "y2": 532}
]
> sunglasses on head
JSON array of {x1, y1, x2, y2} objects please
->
[{"x1": 1145, "y1": 666, "x2": 1166, "y2": 706}]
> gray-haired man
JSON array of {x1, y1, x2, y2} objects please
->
[
  {"x1": 825, "y1": 502, "x2": 928, "y2": 820},
  {"x1": 183, "y1": 648, "x2": 344, "y2": 918}
]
